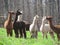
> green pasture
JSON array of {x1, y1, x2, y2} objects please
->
[{"x1": 0, "y1": 28, "x2": 60, "y2": 45}]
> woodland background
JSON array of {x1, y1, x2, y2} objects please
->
[{"x1": 0, "y1": 0, "x2": 60, "y2": 27}]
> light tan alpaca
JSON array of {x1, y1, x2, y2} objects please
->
[{"x1": 29, "y1": 15, "x2": 39, "y2": 38}]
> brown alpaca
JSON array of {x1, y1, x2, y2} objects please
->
[
  {"x1": 46, "y1": 16, "x2": 60, "y2": 40},
  {"x1": 4, "y1": 11, "x2": 15, "y2": 37}
]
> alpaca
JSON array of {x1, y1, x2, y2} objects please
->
[
  {"x1": 13, "y1": 9, "x2": 26, "y2": 38},
  {"x1": 29, "y1": 15, "x2": 39, "y2": 38},
  {"x1": 40, "y1": 16, "x2": 48, "y2": 38},
  {"x1": 40, "y1": 16, "x2": 54, "y2": 39},
  {"x1": 25, "y1": 23, "x2": 30, "y2": 31},
  {"x1": 46, "y1": 16, "x2": 60, "y2": 40},
  {"x1": 4, "y1": 11, "x2": 15, "y2": 36},
  {"x1": 24, "y1": 21, "x2": 30, "y2": 31}
]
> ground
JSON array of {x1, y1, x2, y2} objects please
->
[{"x1": 0, "y1": 28, "x2": 60, "y2": 45}]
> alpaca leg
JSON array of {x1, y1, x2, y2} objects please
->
[
  {"x1": 46, "y1": 34, "x2": 48, "y2": 39},
  {"x1": 30, "y1": 33, "x2": 32, "y2": 38},
  {"x1": 45, "y1": 32, "x2": 48, "y2": 39},
  {"x1": 10, "y1": 30, "x2": 13, "y2": 37},
  {"x1": 35, "y1": 31, "x2": 37, "y2": 38},
  {"x1": 33, "y1": 33, "x2": 35, "y2": 38},
  {"x1": 23, "y1": 28, "x2": 26, "y2": 38},
  {"x1": 42, "y1": 32, "x2": 47, "y2": 39},
  {"x1": 42, "y1": 32, "x2": 44, "y2": 38},
  {"x1": 30, "y1": 32, "x2": 33, "y2": 38},
  {"x1": 14, "y1": 29, "x2": 19, "y2": 38},
  {"x1": 33, "y1": 32, "x2": 35, "y2": 38},
  {"x1": 57, "y1": 34, "x2": 60, "y2": 41},
  {"x1": 49, "y1": 32, "x2": 55, "y2": 40},
  {"x1": 31, "y1": 31, "x2": 34, "y2": 38},
  {"x1": 19, "y1": 29, "x2": 23, "y2": 38},
  {"x1": 33, "y1": 31, "x2": 35, "y2": 38},
  {"x1": 6, "y1": 29, "x2": 9, "y2": 37}
]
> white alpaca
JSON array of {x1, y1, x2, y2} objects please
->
[
  {"x1": 30, "y1": 15, "x2": 39, "y2": 38},
  {"x1": 40, "y1": 16, "x2": 54, "y2": 39}
]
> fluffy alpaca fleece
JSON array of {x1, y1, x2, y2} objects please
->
[
  {"x1": 40, "y1": 16, "x2": 54, "y2": 39},
  {"x1": 30, "y1": 15, "x2": 39, "y2": 38}
]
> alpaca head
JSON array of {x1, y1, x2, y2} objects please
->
[
  {"x1": 46, "y1": 16, "x2": 52, "y2": 21},
  {"x1": 36, "y1": 15, "x2": 39, "y2": 18},
  {"x1": 33, "y1": 15, "x2": 39, "y2": 24},
  {"x1": 34, "y1": 15, "x2": 39, "y2": 21},
  {"x1": 16, "y1": 9, "x2": 23, "y2": 15},
  {"x1": 8, "y1": 11, "x2": 15, "y2": 15}
]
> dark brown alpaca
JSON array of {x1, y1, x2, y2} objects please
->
[
  {"x1": 4, "y1": 11, "x2": 15, "y2": 36},
  {"x1": 46, "y1": 16, "x2": 60, "y2": 40}
]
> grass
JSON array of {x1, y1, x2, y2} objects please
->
[{"x1": 0, "y1": 28, "x2": 60, "y2": 45}]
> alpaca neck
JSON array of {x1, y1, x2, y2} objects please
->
[
  {"x1": 14, "y1": 15, "x2": 17, "y2": 22},
  {"x1": 33, "y1": 19, "x2": 36, "y2": 24},
  {"x1": 48, "y1": 20, "x2": 53, "y2": 27},
  {"x1": 32, "y1": 21, "x2": 35, "y2": 25},
  {"x1": 48, "y1": 20, "x2": 56, "y2": 31},
  {"x1": 17, "y1": 15, "x2": 23, "y2": 22},
  {"x1": 32, "y1": 20, "x2": 38, "y2": 27},
  {"x1": 8, "y1": 14, "x2": 12, "y2": 22},
  {"x1": 41, "y1": 20, "x2": 45, "y2": 27}
]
